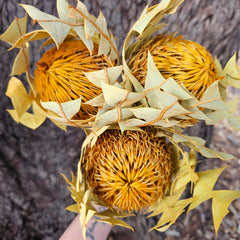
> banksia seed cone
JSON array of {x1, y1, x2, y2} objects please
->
[
  {"x1": 85, "y1": 129, "x2": 174, "y2": 212},
  {"x1": 129, "y1": 34, "x2": 218, "y2": 99},
  {"x1": 35, "y1": 40, "x2": 114, "y2": 120}
]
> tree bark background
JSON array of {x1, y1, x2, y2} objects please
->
[{"x1": 0, "y1": 0, "x2": 239, "y2": 240}]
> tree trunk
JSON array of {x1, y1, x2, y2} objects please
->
[{"x1": 0, "y1": 0, "x2": 239, "y2": 239}]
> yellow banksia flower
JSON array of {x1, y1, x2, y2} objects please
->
[
  {"x1": 85, "y1": 128, "x2": 174, "y2": 212},
  {"x1": 35, "y1": 40, "x2": 114, "y2": 120},
  {"x1": 129, "y1": 34, "x2": 218, "y2": 99}
]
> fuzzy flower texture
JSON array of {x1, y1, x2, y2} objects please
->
[{"x1": 1, "y1": 0, "x2": 240, "y2": 239}]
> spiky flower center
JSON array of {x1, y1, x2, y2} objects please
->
[
  {"x1": 35, "y1": 40, "x2": 113, "y2": 119},
  {"x1": 129, "y1": 34, "x2": 218, "y2": 99},
  {"x1": 85, "y1": 129, "x2": 174, "y2": 212}
]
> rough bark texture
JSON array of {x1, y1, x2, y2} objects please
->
[{"x1": 0, "y1": 0, "x2": 240, "y2": 239}]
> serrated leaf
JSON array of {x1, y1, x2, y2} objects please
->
[
  {"x1": 188, "y1": 167, "x2": 227, "y2": 211},
  {"x1": 11, "y1": 44, "x2": 29, "y2": 76},
  {"x1": 7, "y1": 101, "x2": 46, "y2": 129},
  {"x1": 0, "y1": 15, "x2": 27, "y2": 46},
  {"x1": 224, "y1": 53, "x2": 240, "y2": 80},
  {"x1": 101, "y1": 82, "x2": 148, "y2": 108},
  {"x1": 95, "y1": 209, "x2": 133, "y2": 219},
  {"x1": 212, "y1": 190, "x2": 240, "y2": 234},
  {"x1": 94, "y1": 108, "x2": 132, "y2": 128},
  {"x1": 10, "y1": 30, "x2": 50, "y2": 50},
  {"x1": 96, "y1": 12, "x2": 111, "y2": 55},
  {"x1": 41, "y1": 98, "x2": 81, "y2": 119},
  {"x1": 20, "y1": 4, "x2": 71, "y2": 47},
  {"x1": 199, "y1": 81, "x2": 228, "y2": 110},
  {"x1": 6, "y1": 77, "x2": 33, "y2": 120},
  {"x1": 151, "y1": 198, "x2": 193, "y2": 232},
  {"x1": 145, "y1": 52, "x2": 192, "y2": 100},
  {"x1": 57, "y1": 0, "x2": 73, "y2": 22},
  {"x1": 172, "y1": 133, "x2": 206, "y2": 145},
  {"x1": 172, "y1": 150, "x2": 197, "y2": 193},
  {"x1": 173, "y1": 132, "x2": 233, "y2": 160},
  {"x1": 85, "y1": 93, "x2": 105, "y2": 107},
  {"x1": 73, "y1": 26, "x2": 94, "y2": 53},
  {"x1": 118, "y1": 119, "x2": 146, "y2": 132},
  {"x1": 214, "y1": 57, "x2": 227, "y2": 101},
  {"x1": 84, "y1": 66, "x2": 122, "y2": 88},
  {"x1": 147, "y1": 189, "x2": 184, "y2": 217},
  {"x1": 147, "y1": 90, "x2": 190, "y2": 118},
  {"x1": 131, "y1": 0, "x2": 171, "y2": 35},
  {"x1": 96, "y1": 218, "x2": 134, "y2": 231},
  {"x1": 65, "y1": 203, "x2": 80, "y2": 213}
]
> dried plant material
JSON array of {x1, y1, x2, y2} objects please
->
[
  {"x1": 35, "y1": 40, "x2": 113, "y2": 120},
  {"x1": 1, "y1": 0, "x2": 240, "y2": 239},
  {"x1": 85, "y1": 129, "x2": 174, "y2": 212},
  {"x1": 0, "y1": 0, "x2": 119, "y2": 129},
  {"x1": 129, "y1": 34, "x2": 218, "y2": 99}
]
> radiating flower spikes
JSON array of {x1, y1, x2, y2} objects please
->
[
  {"x1": 1, "y1": 0, "x2": 240, "y2": 239},
  {"x1": 63, "y1": 1, "x2": 240, "y2": 239},
  {"x1": 1, "y1": 0, "x2": 119, "y2": 130}
]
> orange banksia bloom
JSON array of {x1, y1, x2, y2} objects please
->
[
  {"x1": 129, "y1": 34, "x2": 218, "y2": 99},
  {"x1": 35, "y1": 40, "x2": 114, "y2": 119},
  {"x1": 2, "y1": 1, "x2": 240, "y2": 239},
  {"x1": 85, "y1": 129, "x2": 174, "y2": 212}
]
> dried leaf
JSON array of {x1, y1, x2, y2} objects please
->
[
  {"x1": 84, "y1": 66, "x2": 122, "y2": 88},
  {"x1": 20, "y1": 4, "x2": 71, "y2": 47},
  {"x1": 11, "y1": 44, "x2": 29, "y2": 76},
  {"x1": 6, "y1": 77, "x2": 33, "y2": 120},
  {"x1": 41, "y1": 98, "x2": 81, "y2": 119},
  {"x1": 65, "y1": 203, "x2": 80, "y2": 213},
  {"x1": 212, "y1": 190, "x2": 240, "y2": 234},
  {"x1": 0, "y1": 15, "x2": 27, "y2": 46},
  {"x1": 188, "y1": 167, "x2": 227, "y2": 211},
  {"x1": 145, "y1": 52, "x2": 192, "y2": 100},
  {"x1": 101, "y1": 82, "x2": 148, "y2": 108},
  {"x1": 94, "y1": 108, "x2": 132, "y2": 128},
  {"x1": 96, "y1": 218, "x2": 134, "y2": 231},
  {"x1": 199, "y1": 81, "x2": 228, "y2": 110},
  {"x1": 7, "y1": 101, "x2": 46, "y2": 129}
]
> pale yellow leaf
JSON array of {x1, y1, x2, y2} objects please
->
[
  {"x1": 6, "y1": 77, "x2": 33, "y2": 120},
  {"x1": 188, "y1": 167, "x2": 227, "y2": 211},
  {"x1": 7, "y1": 101, "x2": 46, "y2": 129},
  {"x1": 212, "y1": 190, "x2": 240, "y2": 234},
  {"x1": 20, "y1": 4, "x2": 71, "y2": 47},
  {"x1": 11, "y1": 44, "x2": 29, "y2": 76},
  {"x1": 73, "y1": 26, "x2": 94, "y2": 53},
  {"x1": 41, "y1": 98, "x2": 81, "y2": 119},
  {"x1": 151, "y1": 198, "x2": 193, "y2": 232},
  {"x1": 65, "y1": 203, "x2": 80, "y2": 213},
  {"x1": 224, "y1": 53, "x2": 240, "y2": 80},
  {"x1": 132, "y1": 0, "x2": 171, "y2": 35},
  {"x1": 9, "y1": 30, "x2": 50, "y2": 50},
  {"x1": 94, "y1": 108, "x2": 132, "y2": 128},
  {"x1": 101, "y1": 82, "x2": 147, "y2": 107},
  {"x1": 0, "y1": 15, "x2": 27, "y2": 46},
  {"x1": 84, "y1": 66, "x2": 122, "y2": 87},
  {"x1": 199, "y1": 81, "x2": 228, "y2": 110},
  {"x1": 96, "y1": 12, "x2": 111, "y2": 56},
  {"x1": 96, "y1": 218, "x2": 134, "y2": 231},
  {"x1": 145, "y1": 52, "x2": 192, "y2": 100}
]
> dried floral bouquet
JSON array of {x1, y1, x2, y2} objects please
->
[{"x1": 1, "y1": 0, "x2": 240, "y2": 239}]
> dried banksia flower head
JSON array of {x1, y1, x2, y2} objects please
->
[
  {"x1": 85, "y1": 129, "x2": 174, "y2": 212},
  {"x1": 35, "y1": 40, "x2": 114, "y2": 120},
  {"x1": 129, "y1": 34, "x2": 218, "y2": 99},
  {"x1": 1, "y1": 0, "x2": 119, "y2": 129}
]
